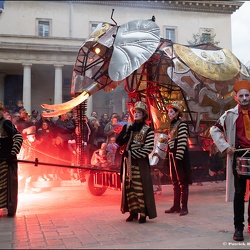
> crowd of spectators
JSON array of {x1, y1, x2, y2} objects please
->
[{"x1": 2, "y1": 100, "x2": 131, "y2": 188}]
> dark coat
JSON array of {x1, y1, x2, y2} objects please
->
[
  {"x1": 168, "y1": 120, "x2": 192, "y2": 185},
  {"x1": 117, "y1": 123, "x2": 157, "y2": 219},
  {"x1": 0, "y1": 119, "x2": 23, "y2": 216}
]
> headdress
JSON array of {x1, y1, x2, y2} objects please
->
[
  {"x1": 233, "y1": 80, "x2": 250, "y2": 93},
  {"x1": 131, "y1": 101, "x2": 148, "y2": 116},
  {"x1": 166, "y1": 101, "x2": 184, "y2": 114}
]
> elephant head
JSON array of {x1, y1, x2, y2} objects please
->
[{"x1": 41, "y1": 17, "x2": 161, "y2": 117}]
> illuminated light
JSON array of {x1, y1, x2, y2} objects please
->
[
  {"x1": 41, "y1": 91, "x2": 89, "y2": 112},
  {"x1": 89, "y1": 57, "x2": 94, "y2": 62},
  {"x1": 94, "y1": 47, "x2": 101, "y2": 54}
]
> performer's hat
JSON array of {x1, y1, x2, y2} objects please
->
[
  {"x1": 233, "y1": 80, "x2": 250, "y2": 93},
  {"x1": 131, "y1": 101, "x2": 148, "y2": 116},
  {"x1": 166, "y1": 101, "x2": 184, "y2": 114}
]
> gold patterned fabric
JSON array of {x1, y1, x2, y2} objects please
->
[
  {"x1": 242, "y1": 110, "x2": 250, "y2": 140},
  {"x1": 0, "y1": 161, "x2": 8, "y2": 208},
  {"x1": 125, "y1": 165, "x2": 146, "y2": 217},
  {"x1": 173, "y1": 44, "x2": 240, "y2": 81}
]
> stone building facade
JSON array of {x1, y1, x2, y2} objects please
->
[{"x1": 0, "y1": 0, "x2": 243, "y2": 116}]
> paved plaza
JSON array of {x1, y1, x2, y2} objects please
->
[{"x1": 0, "y1": 180, "x2": 249, "y2": 249}]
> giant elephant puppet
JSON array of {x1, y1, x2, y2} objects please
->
[
  {"x1": 41, "y1": 16, "x2": 249, "y2": 123},
  {"x1": 41, "y1": 17, "x2": 249, "y2": 168}
]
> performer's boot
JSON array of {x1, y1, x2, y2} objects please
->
[
  {"x1": 165, "y1": 184, "x2": 181, "y2": 213},
  {"x1": 180, "y1": 184, "x2": 189, "y2": 216},
  {"x1": 139, "y1": 213, "x2": 146, "y2": 223},
  {"x1": 126, "y1": 213, "x2": 138, "y2": 222}
]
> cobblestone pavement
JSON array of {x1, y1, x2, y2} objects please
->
[{"x1": 0, "y1": 180, "x2": 249, "y2": 249}]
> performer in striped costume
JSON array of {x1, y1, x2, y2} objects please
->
[
  {"x1": 0, "y1": 107, "x2": 23, "y2": 216},
  {"x1": 116, "y1": 101, "x2": 157, "y2": 223},
  {"x1": 165, "y1": 101, "x2": 192, "y2": 216}
]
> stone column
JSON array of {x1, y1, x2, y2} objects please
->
[
  {"x1": 0, "y1": 73, "x2": 6, "y2": 103},
  {"x1": 122, "y1": 96, "x2": 126, "y2": 113},
  {"x1": 86, "y1": 95, "x2": 93, "y2": 118},
  {"x1": 85, "y1": 69, "x2": 93, "y2": 117},
  {"x1": 22, "y1": 63, "x2": 32, "y2": 114},
  {"x1": 54, "y1": 64, "x2": 63, "y2": 104}
]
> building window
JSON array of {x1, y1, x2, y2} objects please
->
[
  {"x1": 37, "y1": 19, "x2": 51, "y2": 37},
  {"x1": 165, "y1": 27, "x2": 176, "y2": 42},
  {"x1": 200, "y1": 28, "x2": 214, "y2": 43},
  {"x1": 0, "y1": 0, "x2": 4, "y2": 13},
  {"x1": 90, "y1": 22, "x2": 102, "y2": 33},
  {"x1": 91, "y1": 23, "x2": 98, "y2": 32}
]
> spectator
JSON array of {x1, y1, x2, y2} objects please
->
[
  {"x1": 80, "y1": 115, "x2": 92, "y2": 165},
  {"x1": 110, "y1": 112, "x2": 121, "y2": 121},
  {"x1": 106, "y1": 136, "x2": 119, "y2": 165},
  {"x1": 36, "y1": 110, "x2": 55, "y2": 131},
  {"x1": 36, "y1": 120, "x2": 56, "y2": 180},
  {"x1": 50, "y1": 136, "x2": 65, "y2": 180},
  {"x1": 18, "y1": 125, "x2": 42, "y2": 193},
  {"x1": 91, "y1": 143, "x2": 112, "y2": 168},
  {"x1": 104, "y1": 116, "x2": 122, "y2": 143},
  {"x1": 0, "y1": 101, "x2": 7, "y2": 114},
  {"x1": 122, "y1": 115, "x2": 129, "y2": 122},
  {"x1": 98, "y1": 113, "x2": 110, "y2": 146},
  {"x1": 68, "y1": 127, "x2": 82, "y2": 180},
  {"x1": 55, "y1": 113, "x2": 75, "y2": 163},
  {"x1": 12, "y1": 100, "x2": 24, "y2": 114},
  {"x1": 12, "y1": 112, "x2": 20, "y2": 126},
  {"x1": 88, "y1": 116, "x2": 101, "y2": 162},
  {"x1": 91, "y1": 111, "x2": 98, "y2": 120},
  {"x1": 30, "y1": 109, "x2": 40, "y2": 123},
  {"x1": 4, "y1": 112, "x2": 12, "y2": 121},
  {"x1": 16, "y1": 108, "x2": 32, "y2": 134}
]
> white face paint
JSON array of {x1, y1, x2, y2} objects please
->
[
  {"x1": 167, "y1": 108, "x2": 179, "y2": 121},
  {"x1": 235, "y1": 89, "x2": 250, "y2": 108},
  {"x1": 133, "y1": 109, "x2": 144, "y2": 121}
]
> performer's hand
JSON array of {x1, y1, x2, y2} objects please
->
[{"x1": 225, "y1": 146, "x2": 235, "y2": 155}]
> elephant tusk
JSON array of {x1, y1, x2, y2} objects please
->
[
  {"x1": 41, "y1": 91, "x2": 89, "y2": 111},
  {"x1": 41, "y1": 108, "x2": 73, "y2": 118}
]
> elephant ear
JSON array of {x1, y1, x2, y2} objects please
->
[{"x1": 108, "y1": 19, "x2": 160, "y2": 81}]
